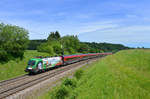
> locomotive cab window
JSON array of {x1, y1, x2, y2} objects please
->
[{"x1": 28, "y1": 60, "x2": 36, "y2": 66}]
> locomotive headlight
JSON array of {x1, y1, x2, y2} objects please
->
[{"x1": 28, "y1": 67, "x2": 32, "y2": 69}]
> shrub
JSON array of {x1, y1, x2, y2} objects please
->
[
  {"x1": 54, "y1": 85, "x2": 69, "y2": 99},
  {"x1": 74, "y1": 69, "x2": 84, "y2": 80},
  {"x1": 63, "y1": 78, "x2": 77, "y2": 88},
  {"x1": 69, "y1": 90, "x2": 78, "y2": 99}
]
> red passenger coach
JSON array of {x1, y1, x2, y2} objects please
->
[
  {"x1": 63, "y1": 54, "x2": 83, "y2": 65},
  {"x1": 62, "y1": 52, "x2": 112, "y2": 65}
]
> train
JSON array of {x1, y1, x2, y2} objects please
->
[{"x1": 25, "y1": 53, "x2": 112, "y2": 74}]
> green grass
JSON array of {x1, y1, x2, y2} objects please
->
[
  {"x1": 39, "y1": 49, "x2": 150, "y2": 99},
  {"x1": 0, "y1": 50, "x2": 50, "y2": 81}
]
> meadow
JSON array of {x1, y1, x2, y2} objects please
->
[
  {"x1": 39, "y1": 49, "x2": 150, "y2": 99},
  {"x1": 0, "y1": 50, "x2": 49, "y2": 81}
]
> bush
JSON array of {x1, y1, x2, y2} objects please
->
[
  {"x1": 53, "y1": 85, "x2": 69, "y2": 99},
  {"x1": 74, "y1": 69, "x2": 84, "y2": 80},
  {"x1": 63, "y1": 78, "x2": 77, "y2": 88},
  {"x1": 69, "y1": 90, "x2": 78, "y2": 99},
  {"x1": 51, "y1": 78, "x2": 77, "y2": 99}
]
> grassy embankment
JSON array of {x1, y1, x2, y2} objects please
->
[
  {"x1": 39, "y1": 49, "x2": 150, "y2": 99},
  {"x1": 0, "y1": 50, "x2": 49, "y2": 81}
]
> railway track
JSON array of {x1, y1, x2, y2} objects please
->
[
  {"x1": 0, "y1": 74, "x2": 28, "y2": 86},
  {"x1": 0, "y1": 58, "x2": 99, "y2": 99}
]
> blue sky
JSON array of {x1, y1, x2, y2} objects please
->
[{"x1": 0, "y1": 0, "x2": 150, "y2": 48}]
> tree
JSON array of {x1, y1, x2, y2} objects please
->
[
  {"x1": 28, "y1": 39, "x2": 47, "y2": 50},
  {"x1": 38, "y1": 31, "x2": 62, "y2": 55},
  {"x1": 37, "y1": 43, "x2": 54, "y2": 55},
  {"x1": 62, "y1": 35, "x2": 80, "y2": 54},
  {"x1": 52, "y1": 42, "x2": 62, "y2": 55},
  {"x1": 78, "y1": 43, "x2": 89, "y2": 53},
  {"x1": 47, "y1": 31, "x2": 61, "y2": 41},
  {"x1": 0, "y1": 23, "x2": 29, "y2": 61},
  {"x1": 55, "y1": 31, "x2": 61, "y2": 39}
]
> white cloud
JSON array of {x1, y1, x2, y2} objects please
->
[
  {"x1": 59, "y1": 20, "x2": 119, "y2": 35},
  {"x1": 79, "y1": 24, "x2": 150, "y2": 45}
]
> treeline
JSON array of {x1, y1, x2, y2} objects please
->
[
  {"x1": 28, "y1": 31, "x2": 129, "y2": 55},
  {"x1": 28, "y1": 39, "x2": 47, "y2": 50},
  {"x1": 83, "y1": 42, "x2": 129, "y2": 52}
]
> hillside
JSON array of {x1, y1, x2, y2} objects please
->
[
  {"x1": 0, "y1": 50, "x2": 50, "y2": 81},
  {"x1": 40, "y1": 49, "x2": 150, "y2": 99}
]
